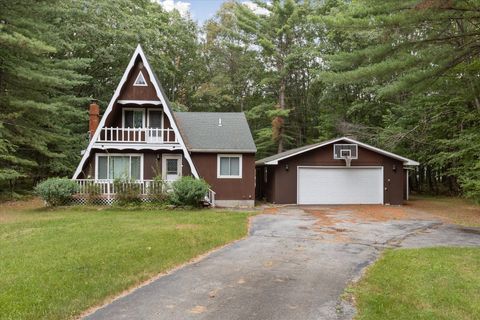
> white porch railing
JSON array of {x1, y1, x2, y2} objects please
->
[
  {"x1": 74, "y1": 179, "x2": 216, "y2": 206},
  {"x1": 97, "y1": 127, "x2": 178, "y2": 143},
  {"x1": 75, "y1": 179, "x2": 158, "y2": 196}
]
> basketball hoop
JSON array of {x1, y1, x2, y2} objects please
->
[
  {"x1": 334, "y1": 145, "x2": 357, "y2": 166},
  {"x1": 338, "y1": 149, "x2": 352, "y2": 167}
]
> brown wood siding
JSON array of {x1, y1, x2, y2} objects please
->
[
  {"x1": 98, "y1": 57, "x2": 176, "y2": 141},
  {"x1": 191, "y1": 153, "x2": 255, "y2": 201},
  {"x1": 118, "y1": 57, "x2": 159, "y2": 101},
  {"x1": 78, "y1": 149, "x2": 190, "y2": 180},
  {"x1": 258, "y1": 142, "x2": 405, "y2": 205}
]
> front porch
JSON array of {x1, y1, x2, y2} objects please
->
[{"x1": 72, "y1": 179, "x2": 216, "y2": 206}]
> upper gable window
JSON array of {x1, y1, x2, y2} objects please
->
[
  {"x1": 133, "y1": 71, "x2": 148, "y2": 86},
  {"x1": 123, "y1": 108, "x2": 145, "y2": 128}
]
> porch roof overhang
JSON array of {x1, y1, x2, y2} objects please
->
[{"x1": 117, "y1": 100, "x2": 162, "y2": 105}]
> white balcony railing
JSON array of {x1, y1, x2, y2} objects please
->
[{"x1": 97, "y1": 127, "x2": 178, "y2": 144}]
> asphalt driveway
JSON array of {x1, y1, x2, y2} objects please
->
[{"x1": 84, "y1": 206, "x2": 480, "y2": 320}]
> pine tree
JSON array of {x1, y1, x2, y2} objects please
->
[
  {"x1": 321, "y1": 0, "x2": 480, "y2": 198},
  {"x1": 234, "y1": 0, "x2": 312, "y2": 153},
  {"x1": 0, "y1": 0, "x2": 89, "y2": 191}
]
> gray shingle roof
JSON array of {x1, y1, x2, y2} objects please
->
[
  {"x1": 255, "y1": 139, "x2": 337, "y2": 165},
  {"x1": 174, "y1": 112, "x2": 257, "y2": 153}
]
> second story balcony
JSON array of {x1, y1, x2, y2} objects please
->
[{"x1": 94, "y1": 127, "x2": 179, "y2": 146}]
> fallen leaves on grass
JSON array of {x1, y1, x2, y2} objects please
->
[{"x1": 406, "y1": 197, "x2": 480, "y2": 227}]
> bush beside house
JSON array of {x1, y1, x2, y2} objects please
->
[
  {"x1": 171, "y1": 176, "x2": 210, "y2": 207},
  {"x1": 36, "y1": 176, "x2": 210, "y2": 208},
  {"x1": 113, "y1": 178, "x2": 143, "y2": 206},
  {"x1": 35, "y1": 178, "x2": 79, "y2": 206}
]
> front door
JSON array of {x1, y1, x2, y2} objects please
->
[{"x1": 162, "y1": 154, "x2": 182, "y2": 182}]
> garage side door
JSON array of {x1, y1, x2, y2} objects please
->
[{"x1": 298, "y1": 167, "x2": 383, "y2": 205}]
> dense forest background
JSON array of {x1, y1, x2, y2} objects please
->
[{"x1": 1, "y1": 0, "x2": 479, "y2": 200}]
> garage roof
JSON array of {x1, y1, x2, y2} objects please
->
[{"x1": 256, "y1": 137, "x2": 419, "y2": 166}]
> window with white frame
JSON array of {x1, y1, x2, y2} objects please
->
[
  {"x1": 218, "y1": 154, "x2": 242, "y2": 178},
  {"x1": 133, "y1": 71, "x2": 148, "y2": 86},
  {"x1": 123, "y1": 109, "x2": 145, "y2": 128},
  {"x1": 96, "y1": 154, "x2": 142, "y2": 181}
]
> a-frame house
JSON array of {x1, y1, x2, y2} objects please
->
[{"x1": 73, "y1": 45, "x2": 256, "y2": 207}]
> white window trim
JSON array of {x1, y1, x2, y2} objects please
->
[
  {"x1": 122, "y1": 108, "x2": 146, "y2": 128},
  {"x1": 217, "y1": 154, "x2": 243, "y2": 179},
  {"x1": 162, "y1": 154, "x2": 183, "y2": 180},
  {"x1": 147, "y1": 108, "x2": 164, "y2": 129},
  {"x1": 95, "y1": 153, "x2": 144, "y2": 181},
  {"x1": 133, "y1": 71, "x2": 148, "y2": 86}
]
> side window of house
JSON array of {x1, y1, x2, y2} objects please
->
[
  {"x1": 218, "y1": 155, "x2": 242, "y2": 178},
  {"x1": 124, "y1": 109, "x2": 144, "y2": 128}
]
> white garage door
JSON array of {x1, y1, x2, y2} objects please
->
[{"x1": 298, "y1": 167, "x2": 383, "y2": 205}]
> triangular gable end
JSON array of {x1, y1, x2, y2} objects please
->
[
  {"x1": 73, "y1": 44, "x2": 199, "y2": 179},
  {"x1": 133, "y1": 71, "x2": 148, "y2": 86},
  {"x1": 261, "y1": 137, "x2": 419, "y2": 166}
]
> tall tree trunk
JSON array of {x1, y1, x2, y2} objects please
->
[
  {"x1": 412, "y1": 167, "x2": 419, "y2": 192},
  {"x1": 277, "y1": 77, "x2": 286, "y2": 153},
  {"x1": 427, "y1": 166, "x2": 434, "y2": 194},
  {"x1": 417, "y1": 165, "x2": 423, "y2": 192}
]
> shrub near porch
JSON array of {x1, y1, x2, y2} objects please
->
[{"x1": 0, "y1": 203, "x2": 252, "y2": 320}]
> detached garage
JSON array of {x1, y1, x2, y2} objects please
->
[{"x1": 255, "y1": 137, "x2": 419, "y2": 205}]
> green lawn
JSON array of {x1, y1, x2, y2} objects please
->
[
  {"x1": 0, "y1": 205, "x2": 252, "y2": 320},
  {"x1": 408, "y1": 196, "x2": 480, "y2": 227},
  {"x1": 352, "y1": 247, "x2": 480, "y2": 320}
]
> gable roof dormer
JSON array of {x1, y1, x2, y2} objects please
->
[{"x1": 72, "y1": 44, "x2": 199, "y2": 179}]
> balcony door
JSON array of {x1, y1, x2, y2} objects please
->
[
  {"x1": 147, "y1": 109, "x2": 163, "y2": 142},
  {"x1": 162, "y1": 154, "x2": 182, "y2": 183}
]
